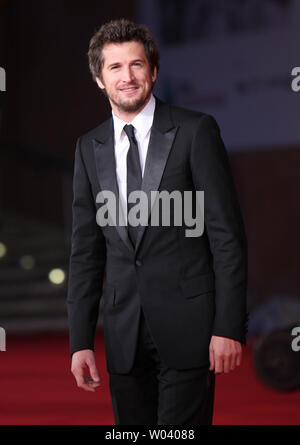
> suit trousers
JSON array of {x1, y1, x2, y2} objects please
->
[{"x1": 108, "y1": 308, "x2": 215, "y2": 425}]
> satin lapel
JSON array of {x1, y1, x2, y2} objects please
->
[
  {"x1": 93, "y1": 122, "x2": 134, "y2": 253},
  {"x1": 135, "y1": 120, "x2": 178, "y2": 254}
]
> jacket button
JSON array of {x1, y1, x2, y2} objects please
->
[{"x1": 135, "y1": 260, "x2": 142, "y2": 267}]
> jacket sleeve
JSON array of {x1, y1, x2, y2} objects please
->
[
  {"x1": 190, "y1": 114, "x2": 248, "y2": 343},
  {"x1": 67, "y1": 137, "x2": 107, "y2": 356}
]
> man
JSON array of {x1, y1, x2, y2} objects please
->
[{"x1": 67, "y1": 19, "x2": 247, "y2": 425}]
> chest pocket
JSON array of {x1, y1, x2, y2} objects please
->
[{"x1": 163, "y1": 164, "x2": 186, "y2": 179}]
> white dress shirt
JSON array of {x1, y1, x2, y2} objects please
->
[{"x1": 112, "y1": 94, "x2": 156, "y2": 224}]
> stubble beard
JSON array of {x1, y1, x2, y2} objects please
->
[{"x1": 106, "y1": 83, "x2": 153, "y2": 114}]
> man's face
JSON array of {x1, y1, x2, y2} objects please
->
[{"x1": 96, "y1": 41, "x2": 157, "y2": 119}]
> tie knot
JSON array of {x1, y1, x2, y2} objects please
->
[{"x1": 123, "y1": 124, "x2": 136, "y2": 142}]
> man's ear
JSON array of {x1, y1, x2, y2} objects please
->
[
  {"x1": 151, "y1": 66, "x2": 157, "y2": 84},
  {"x1": 95, "y1": 76, "x2": 105, "y2": 90}
]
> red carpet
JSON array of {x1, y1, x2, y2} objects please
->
[{"x1": 1, "y1": 330, "x2": 299, "y2": 425}]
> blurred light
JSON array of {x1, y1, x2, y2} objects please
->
[
  {"x1": 19, "y1": 255, "x2": 35, "y2": 270},
  {"x1": 0, "y1": 242, "x2": 7, "y2": 258},
  {"x1": 48, "y1": 268, "x2": 65, "y2": 285}
]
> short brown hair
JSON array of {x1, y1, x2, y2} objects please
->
[{"x1": 87, "y1": 19, "x2": 160, "y2": 81}]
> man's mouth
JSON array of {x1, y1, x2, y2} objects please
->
[{"x1": 119, "y1": 85, "x2": 139, "y2": 93}]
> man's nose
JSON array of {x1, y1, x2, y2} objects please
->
[{"x1": 121, "y1": 66, "x2": 135, "y2": 83}]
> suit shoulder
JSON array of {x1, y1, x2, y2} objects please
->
[
  {"x1": 77, "y1": 117, "x2": 112, "y2": 146},
  {"x1": 168, "y1": 103, "x2": 218, "y2": 129}
]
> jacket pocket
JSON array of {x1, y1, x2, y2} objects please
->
[{"x1": 180, "y1": 273, "x2": 215, "y2": 299}]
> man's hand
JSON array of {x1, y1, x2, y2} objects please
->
[
  {"x1": 71, "y1": 349, "x2": 101, "y2": 392},
  {"x1": 209, "y1": 335, "x2": 242, "y2": 374}
]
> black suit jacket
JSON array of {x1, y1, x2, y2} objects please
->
[{"x1": 67, "y1": 97, "x2": 248, "y2": 374}]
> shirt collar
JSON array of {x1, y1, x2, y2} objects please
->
[{"x1": 112, "y1": 94, "x2": 156, "y2": 144}]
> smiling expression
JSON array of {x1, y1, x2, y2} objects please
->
[{"x1": 96, "y1": 41, "x2": 157, "y2": 121}]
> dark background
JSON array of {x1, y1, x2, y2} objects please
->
[{"x1": 0, "y1": 0, "x2": 134, "y2": 226}]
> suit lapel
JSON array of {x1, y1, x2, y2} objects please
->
[
  {"x1": 92, "y1": 99, "x2": 178, "y2": 255},
  {"x1": 135, "y1": 99, "x2": 178, "y2": 253},
  {"x1": 93, "y1": 119, "x2": 134, "y2": 253}
]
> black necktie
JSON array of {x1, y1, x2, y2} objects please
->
[{"x1": 123, "y1": 124, "x2": 142, "y2": 246}]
